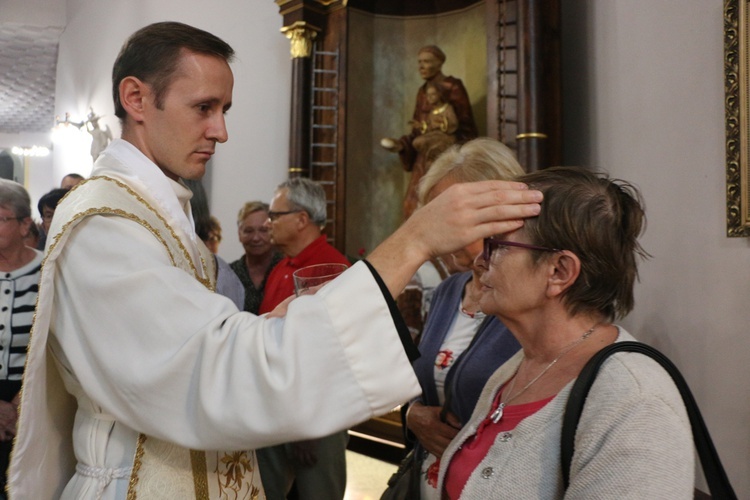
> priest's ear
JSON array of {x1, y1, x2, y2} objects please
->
[
  {"x1": 546, "y1": 250, "x2": 581, "y2": 299},
  {"x1": 119, "y1": 76, "x2": 152, "y2": 123}
]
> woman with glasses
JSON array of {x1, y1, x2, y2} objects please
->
[
  {"x1": 438, "y1": 167, "x2": 694, "y2": 498},
  {"x1": 403, "y1": 138, "x2": 523, "y2": 499},
  {"x1": 0, "y1": 179, "x2": 43, "y2": 496}
]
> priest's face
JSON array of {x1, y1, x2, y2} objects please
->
[{"x1": 136, "y1": 50, "x2": 234, "y2": 181}]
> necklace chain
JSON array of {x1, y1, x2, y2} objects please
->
[{"x1": 490, "y1": 324, "x2": 598, "y2": 424}]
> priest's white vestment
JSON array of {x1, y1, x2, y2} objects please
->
[{"x1": 9, "y1": 139, "x2": 420, "y2": 499}]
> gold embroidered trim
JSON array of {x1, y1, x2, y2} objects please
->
[
  {"x1": 126, "y1": 434, "x2": 147, "y2": 500},
  {"x1": 78, "y1": 176, "x2": 212, "y2": 288},
  {"x1": 34, "y1": 176, "x2": 214, "y2": 498},
  {"x1": 55, "y1": 206, "x2": 180, "y2": 267},
  {"x1": 190, "y1": 450, "x2": 209, "y2": 499}
]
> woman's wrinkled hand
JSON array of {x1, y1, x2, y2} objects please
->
[
  {"x1": 406, "y1": 402, "x2": 461, "y2": 458},
  {"x1": 0, "y1": 400, "x2": 18, "y2": 441}
]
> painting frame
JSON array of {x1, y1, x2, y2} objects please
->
[{"x1": 725, "y1": 0, "x2": 750, "y2": 236}]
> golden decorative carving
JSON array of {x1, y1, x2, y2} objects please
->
[
  {"x1": 725, "y1": 0, "x2": 750, "y2": 236},
  {"x1": 281, "y1": 21, "x2": 320, "y2": 58},
  {"x1": 515, "y1": 132, "x2": 548, "y2": 140}
]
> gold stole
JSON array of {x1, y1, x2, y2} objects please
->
[{"x1": 15, "y1": 175, "x2": 263, "y2": 499}]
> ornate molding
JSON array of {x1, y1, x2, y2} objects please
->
[
  {"x1": 280, "y1": 21, "x2": 320, "y2": 58},
  {"x1": 725, "y1": 0, "x2": 750, "y2": 236}
]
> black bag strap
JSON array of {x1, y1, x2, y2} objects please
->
[{"x1": 561, "y1": 341, "x2": 736, "y2": 499}]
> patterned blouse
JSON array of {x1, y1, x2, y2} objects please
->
[
  {"x1": 229, "y1": 252, "x2": 282, "y2": 315},
  {"x1": 0, "y1": 250, "x2": 43, "y2": 384}
]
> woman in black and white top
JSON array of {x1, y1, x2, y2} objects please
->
[{"x1": 0, "y1": 179, "x2": 43, "y2": 495}]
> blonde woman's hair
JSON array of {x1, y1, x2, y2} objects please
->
[
  {"x1": 417, "y1": 137, "x2": 524, "y2": 206},
  {"x1": 236, "y1": 201, "x2": 269, "y2": 226}
]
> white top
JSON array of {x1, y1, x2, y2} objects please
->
[{"x1": 433, "y1": 302, "x2": 485, "y2": 406}]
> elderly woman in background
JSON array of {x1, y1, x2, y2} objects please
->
[
  {"x1": 0, "y1": 180, "x2": 43, "y2": 496},
  {"x1": 439, "y1": 167, "x2": 694, "y2": 498},
  {"x1": 230, "y1": 201, "x2": 282, "y2": 315},
  {"x1": 404, "y1": 138, "x2": 523, "y2": 499}
]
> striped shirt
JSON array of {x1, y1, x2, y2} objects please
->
[{"x1": 0, "y1": 250, "x2": 42, "y2": 380}]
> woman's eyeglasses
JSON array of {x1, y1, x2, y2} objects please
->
[{"x1": 482, "y1": 237, "x2": 561, "y2": 261}]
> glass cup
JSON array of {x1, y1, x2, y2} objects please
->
[{"x1": 292, "y1": 263, "x2": 348, "y2": 296}]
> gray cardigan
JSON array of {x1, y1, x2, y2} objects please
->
[{"x1": 438, "y1": 328, "x2": 695, "y2": 499}]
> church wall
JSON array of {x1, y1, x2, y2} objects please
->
[{"x1": 562, "y1": 1, "x2": 750, "y2": 494}]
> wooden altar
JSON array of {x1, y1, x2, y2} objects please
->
[{"x1": 275, "y1": 0, "x2": 561, "y2": 454}]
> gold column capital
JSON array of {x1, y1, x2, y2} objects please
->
[{"x1": 280, "y1": 21, "x2": 321, "y2": 58}]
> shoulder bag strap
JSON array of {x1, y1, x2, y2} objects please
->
[{"x1": 561, "y1": 341, "x2": 736, "y2": 499}]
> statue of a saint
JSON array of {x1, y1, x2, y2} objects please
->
[
  {"x1": 86, "y1": 109, "x2": 113, "y2": 162},
  {"x1": 381, "y1": 45, "x2": 478, "y2": 218}
]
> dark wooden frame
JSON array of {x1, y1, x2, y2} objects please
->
[{"x1": 725, "y1": 0, "x2": 750, "y2": 236}]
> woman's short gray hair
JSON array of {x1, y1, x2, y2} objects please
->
[
  {"x1": 278, "y1": 178, "x2": 327, "y2": 227},
  {"x1": 0, "y1": 179, "x2": 31, "y2": 219}
]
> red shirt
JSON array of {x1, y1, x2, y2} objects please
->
[
  {"x1": 258, "y1": 235, "x2": 350, "y2": 314},
  {"x1": 444, "y1": 386, "x2": 554, "y2": 499}
]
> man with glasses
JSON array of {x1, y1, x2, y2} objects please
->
[
  {"x1": 257, "y1": 177, "x2": 350, "y2": 499},
  {"x1": 259, "y1": 178, "x2": 349, "y2": 315}
]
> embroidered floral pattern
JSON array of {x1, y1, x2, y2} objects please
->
[
  {"x1": 216, "y1": 451, "x2": 259, "y2": 499},
  {"x1": 435, "y1": 349, "x2": 454, "y2": 369}
]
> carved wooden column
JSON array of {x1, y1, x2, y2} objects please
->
[
  {"x1": 516, "y1": 0, "x2": 561, "y2": 171},
  {"x1": 277, "y1": 1, "x2": 324, "y2": 177}
]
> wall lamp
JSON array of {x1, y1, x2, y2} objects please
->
[
  {"x1": 53, "y1": 112, "x2": 85, "y2": 130},
  {"x1": 11, "y1": 146, "x2": 50, "y2": 157}
]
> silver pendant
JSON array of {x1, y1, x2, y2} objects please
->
[{"x1": 490, "y1": 402, "x2": 505, "y2": 424}]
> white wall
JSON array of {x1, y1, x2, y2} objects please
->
[
  {"x1": 55, "y1": 0, "x2": 291, "y2": 261},
  {"x1": 0, "y1": 0, "x2": 66, "y2": 25},
  {"x1": 562, "y1": 0, "x2": 750, "y2": 495}
]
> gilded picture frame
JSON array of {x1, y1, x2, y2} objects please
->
[{"x1": 725, "y1": 0, "x2": 750, "y2": 236}]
